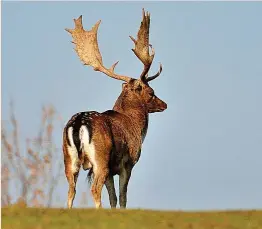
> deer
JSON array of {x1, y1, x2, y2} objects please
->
[{"x1": 63, "y1": 9, "x2": 167, "y2": 209}]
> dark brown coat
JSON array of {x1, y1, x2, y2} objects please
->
[{"x1": 63, "y1": 9, "x2": 167, "y2": 209}]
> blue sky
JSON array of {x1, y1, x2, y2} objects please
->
[{"x1": 2, "y1": 2, "x2": 262, "y2": 210}]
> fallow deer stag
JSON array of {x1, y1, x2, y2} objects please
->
[{"x1": 63, "y1": 9, "x2": 167, "y2": 209}]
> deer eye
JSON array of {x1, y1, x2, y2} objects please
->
[
  {"x1": 149, "y1": 92, "x2": 154, "y2": 97},
  {"x1": 148, "y1": 92, "x2": 155, "y2": 101}
]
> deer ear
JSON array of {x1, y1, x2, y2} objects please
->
[{"x1": 122, "y1": 83, "x2": 127, "y2": 90}]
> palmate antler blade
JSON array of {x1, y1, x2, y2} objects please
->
[
  {"x1": 130, "y1": 9, "x2": 162, "y2": 82},
  {"x1": 65, "y1": 16, "x2": 102, "y2": 69},
  {"x1": 65, "y1": 16, "x2": 132, "y2": 83}
]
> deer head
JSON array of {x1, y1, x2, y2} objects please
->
[{"x1": 65, "y1": 9, "x2": 167, "y2": 114}]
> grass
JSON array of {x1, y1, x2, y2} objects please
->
[{"x1": 2, "y1": 205, "x2": 262, "y2": 229}]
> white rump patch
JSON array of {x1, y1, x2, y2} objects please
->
[
  {"x1": 79, "y1": 125, "x2": 97, "y2": 172},
  {"x1": 67, "y1": 127, "x2": 80, "y2": 174}
]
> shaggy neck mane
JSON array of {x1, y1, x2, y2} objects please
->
[{"x1": 113, "y1": 90, "x2": 149, "y2": 135}]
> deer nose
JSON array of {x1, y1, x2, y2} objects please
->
[
  {"x1": 158, "y1": 101, "x2": 167, "y2": 111},
  {"x1": 162, "y1": 102, "x2": 167, "y2": 110}
]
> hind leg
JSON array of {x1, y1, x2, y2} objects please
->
[
  {"x1": 91, "y1": 165, "x2": 109, "y2": 209},
  {"x1": 63, "y1": 144, "x2": 81, "y2": 209},
  {"x1": 80, "y1": 122, "x2": 112, "y2": 208},
  {"x1": 66, "y1": 169, "x2": 80, "y2": 208},
  {"x1": 65, "y1": 159, "x2": 80, "y2": 209}
]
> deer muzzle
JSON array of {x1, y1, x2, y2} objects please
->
[{"x1": 149, "y1": 97, "x2": 167, "y2": 113}]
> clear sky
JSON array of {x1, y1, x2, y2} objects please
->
[{"x1": 2, "y1": 1, "x2": 262, "y2": 210}]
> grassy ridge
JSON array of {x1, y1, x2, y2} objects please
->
[{"x1": 2, "y1": 206, "x2": 262, "y2": 229}]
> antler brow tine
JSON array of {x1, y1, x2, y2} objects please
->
[{"x1": 146, "y1": 63, "x2": 162, "y2": 82}]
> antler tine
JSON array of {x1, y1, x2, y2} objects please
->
[
  {"x1": 65, "y1": 15, "x2": 132, "y2": 83},
  {"x1": 146, "y1": 63, "x2": 162, "y2": 82},
  {"x1": 130, "y1": 8, "x2": 161, "y2": 82}
]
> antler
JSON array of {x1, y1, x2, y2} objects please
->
[
  {"x1": 65, "y1": 15, "x2": 132, "y2": 83},
  {"x1": 130, "y1": 9, "x2": 162, "y2": 83}
]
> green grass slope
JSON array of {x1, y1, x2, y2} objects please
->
[{"x1": 2, "y1": 207, "x2": 262, "y2": 229}]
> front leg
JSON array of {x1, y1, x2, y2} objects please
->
[
  {"x1": 105, "y1": 174, "x2": 117, "y2": 208},
  {"x1": 119, "y1": 164, "x2": 132, "y2": 209}
]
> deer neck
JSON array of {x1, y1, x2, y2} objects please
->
[{"x1": 113, "y1": 93, "x2": 149, "y2": 140}]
